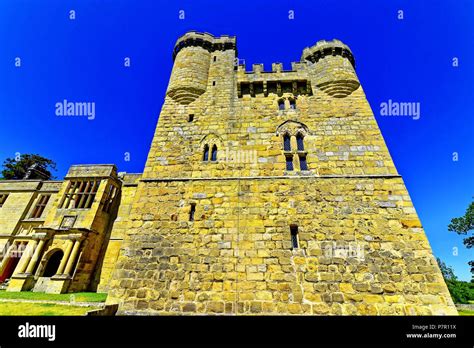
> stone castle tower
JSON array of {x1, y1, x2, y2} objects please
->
[{"x1": 107, "y1": 32, "x2": 457, "y2": 315}]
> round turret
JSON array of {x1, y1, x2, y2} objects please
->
[
  {"x1": 302, "y1": 39, "x2": 360, "y2": 98},
  {"x1": 166, "y1": 31, "x2": 237, "y2": 105}
]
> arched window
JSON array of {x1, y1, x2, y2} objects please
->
[
  {"x1": 278, "y1": 99, "x2": 285, "y2": 110},
  {"x1": 203, "y1": 145, "x2": 209, "y2": 161},
  {"x1": 211, "y1": 145, "x2": 217, "y2": 161},
  {"x1": 283, "y1": 134, "x2": 291, "y2": 151},
  {"x1": 289, "y1": 99, "x2": 296, "y2": 109},
  {"x1": 296, "y1": 133, "x2": 304, "y2": 151}
]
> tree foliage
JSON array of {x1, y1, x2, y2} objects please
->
[
  {"x1": 1, "y1": 154, "x2": 56, "y2": 180},
  {"x1": 437, "y1": 258, "x2": 474, "y2": 304},
  {"x1": 448, "y1": 200, "x2": 474, "y2": 277}
]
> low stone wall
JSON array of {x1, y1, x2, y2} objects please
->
[{"x1": 455, "y1": 304, "x2": 474, "y2": 311}]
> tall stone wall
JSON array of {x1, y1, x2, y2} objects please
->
[{"x1": 108, "y1": 177, "x2": 456, "y2": 315}]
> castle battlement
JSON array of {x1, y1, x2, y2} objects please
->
[
  {"x1": 302, "y1": 39, "x2": 355, "y2": 67},
  {"x1": 237, "y1": 61, "x2": 308, "y2": 75},
  {"x1": 172, "y1": 31, "x2": 237, "y2": 60},
  {"x1": 166, "y1": 32, "x2": 360, "y2": 102}
]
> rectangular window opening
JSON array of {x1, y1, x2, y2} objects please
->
[
  {"x1": 299, "y1": 155, "x2": 308, "y2": 171},
  {"x1": 59, "y1": 180, "x2": 100, "y2": 209},
  {"x1": 241, "y1": 83, "x2": 250, "y2": 95},
  {"x1": 253, "y1": 82, "x2": 264, "y2": 95},
  {"x1": 188, "y1": 114, "x2": 194, "y2": 122},
  {"x1": 30, "y1": 194, "x2": 51, "y2": 218},
  {"x1": 189, "y1": 203, "x2": 196, "y2": 222},
  {"x1": 285, "y1": 155, "x2": 294, "y2": 171},
  {"x1": 290, "y1": 225, "x2": 299, "y2": 249},
  {"x1": 281, "y1": 82, "x2": 292, "y2": 94},
  {"x1": 267, "y1": 82, "x2": 277, "y2": 95}
]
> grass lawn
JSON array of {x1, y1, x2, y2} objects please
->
[
  {"x1": 0, "y1": 290, "x2": 107, "y2": 303},
  {"x1": 0, "y1": 302, "x2": 92, "y2": 316},
  {"x1": 458, "y1": 309, "x2": 474, "y2": 316}
]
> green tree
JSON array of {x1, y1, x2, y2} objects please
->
[
  {"x1": 1, "y1": 154, "x2": 56, "y2": 180},
  {"x1": 437, "y1": 257, "x2": 457, "y2": 281},
  {"x1": 437, "y1": 258, "x2": 474, "y2": 304},
  {"x1": 448, "y1": 200, "x2": 474, "y2": 278}
]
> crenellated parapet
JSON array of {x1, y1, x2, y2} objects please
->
[
  {"x1": 236, "y1": 61, "x2": 312, "y2": 98},
  {"x1": 237, "y1": 61, "x2": 307, "y2": 75},
  {"x1": 172, "y1": 31, "x2": 237, "y2": 60},
  {"x1": 301, "y1": 39, "x2": 355, "y2": 68}
]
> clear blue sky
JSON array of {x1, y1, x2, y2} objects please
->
[{"x1": 0, "y1": 0, "x2": 473, "y2": 280}]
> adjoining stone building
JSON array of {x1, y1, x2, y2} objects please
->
[
  {"x1": 0, "y1": 31, "x2": 457, "y2": 315},
  {"x1": 0, "y1": 165, "x2": 140, "y2": 294}
]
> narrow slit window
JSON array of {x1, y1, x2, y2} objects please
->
[
  {"x1": 283, "y1": 134, "x2": 291, "y2": 151},
  {"x1": 211, "y1": 145, "x2": 217, "y2": 161},
  {"x1": 213, "y1": 56, "x2": 217, "y2": 62},
  {"x1": 203, "y1": 145, "x2": 209, "y2": 161},
  {"x1": 285, "y1": 155, "x2": 294, "y2": 171},
  {"x1": 296, "y1": 133, "x2": 304, "y2": 151},
  {"x1": 189, "y1": 203, "x2": 196, "y2": 221},
  {"x1": 212, "y1": 81, "x2": 216, "y2": 86},
  {"x1": 278, "y1": 99, "x2": 285, "y2": 110},
  {"x1": 299, "y1": 155, "x2": 308, "y2": 171},
  {"x1": 188, "y1": 114, "x2": 194, "y2": 122},
  {"x1": 290, "y1": 225, "x2": 299, "y2": 249}
]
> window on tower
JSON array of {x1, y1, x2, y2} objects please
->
[
  {"x1": 290, "y1": 225, "x2": 299, "y2": 249},
  {"x1": 277, "y1": 122, "x2": 310, "y2": 174},
  {"x1": 211, "y1": 145, "x2": 217, "y2": 161},
  {"x1": 285, "y1": 155, "x2": 294, "y2": 171},
  {"x1": 203, "y1": 145, "x2": 209, "y2": 161},
  {"x1": 278, "y1": 99, "x2": 285, "y2": 110},
  {"x1": 289, "y1": 98, "x2": 296, "y2": 109},
  {"x1": 283, "y1": 134, "x2": 291, "y2": 151},
  {"x1": 299, "y1": 155, "x2": 308, "y2": 171},
  {"x1": 296, "y1": 133, "x2": 304, "y2": 151},
  {"x1": 189, "y1": 203, "x2": 196, "y2": 221}
]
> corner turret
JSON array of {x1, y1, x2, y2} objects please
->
[
  {"x1": 166, "y1": 31, "x2": 237, "y2": 105},
  {"x1": 302, "y1": 39, "x2": 360, "y2": 98}
]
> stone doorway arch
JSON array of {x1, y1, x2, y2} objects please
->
[{"x1": 42, "y1": 249, "x2": 64, "y2": 277}]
